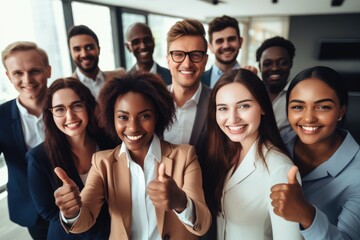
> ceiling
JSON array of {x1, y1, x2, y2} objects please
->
[{"x1": 84, "y1": 0, "x2": 360, "y2": 21}]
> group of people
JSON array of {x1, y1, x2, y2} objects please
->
[{"x1": 0, "y1": 14, "x2": 359, "y2": 240}]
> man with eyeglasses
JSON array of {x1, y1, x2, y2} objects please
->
[
  {"x1": 164, "y1": 18, "x2": 215, "y2": 239},
  {"x1": 125, "y1": 22, "x2": 172, "y2": 85},
  {"x1": 256, "y1": 36, "x2": 296, "y2": 139},
  {"x1": 0, "y1": 41, "x2": 50, "y2": 239},
  {"x1": 67, "y1": 25, "x2": 125, "y2": 99}
]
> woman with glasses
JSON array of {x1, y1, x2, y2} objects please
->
[
  {"x1": 53, "y1": 72, "x2": 211, "y2": 240},
  {"x1": 270, "y1": 66, "x2": 360, "y2": 240},
  {"x1": 26, "y1": 77, "x2": 114, "y2": 239},
  {"x1": 204, "y1": 68, "x2": 302, "y2": 239}
]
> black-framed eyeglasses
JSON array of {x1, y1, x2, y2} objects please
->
[
  {"x1": 126, "y1": 36, "x2": 153, "y2": 47},
  {"x1": 169, "y1": 50, "x2": 206, "y2": 63},
  {"x1": 49, "y1": 101, "x2": 86, "y2": 117}
]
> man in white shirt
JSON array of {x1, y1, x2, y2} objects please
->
[
  {"x1": 125, "y1": 22, "x2": 172, "y2": 85},
  {"x1": 0, "y1": 41, "x2": 50, "y2": 239},
  {"x1": 201, "y1": 15, "x2": 243, "y2": 88},
  {"x1": 256, "y1": 36, "x2": 296, "y2": 139},
  {"x1": 67, "y1": 25, "x2": 125, "y2": 99}
]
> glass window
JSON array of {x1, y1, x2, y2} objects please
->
[
  {"x1": 0, "y1": 0, "x2": 70, "y2": 104},
  {"x1": 148, "y1": 14, "x2": 181, "y2": 69},
  {"x1": 122, "y1": 13, "x2": 146, "y2": 70},
  {"x1": 72, "y1": 1, "x2": 116, "y2": 71}
]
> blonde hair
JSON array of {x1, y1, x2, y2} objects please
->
[
  {"x1": 2, "y1": 41, "x2": 49, "y2": 69},
  {"x1": 166, "y1": 18, "x2": 207, "y2": 52}
]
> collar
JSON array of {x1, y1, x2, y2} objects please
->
[
  {"x1": 168, "y1": 83, "x2": 202, "y2": 107},
  {"x1": 212, "y1": 62, "x2": 240, "y2": 76},
  {"x1": 119, "y1": 134, "x2": 162, "y2": 168},
  {"x1": 75, "y1": 67, "x2": 105, "y2": 83},
  {"x1": 135, "y1": 61, "x2": 157, "y2": 74},
  {"x1": 15, "y1": 98, "x2": 42, "y2": 119}
]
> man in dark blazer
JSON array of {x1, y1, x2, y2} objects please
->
[
  {"x1": 125, "y1": 22, "x2": 171, "y2": 85},
  {"x1": 201, "y1": 15, "x2": 243, "y2": 88},
  {"x1": 0, "y1": 41, "x2": 50, "y2": 239}
]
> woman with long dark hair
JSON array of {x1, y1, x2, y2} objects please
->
[
  {"x1": 26, "y1": 77, "x2": 113, "y2": 239},
  {"x1": 270, "y1": 66, "x2": 360, "y2": 239},
  {"x1": 204, "y1": 68, "x2": 302, "y2": 239}
]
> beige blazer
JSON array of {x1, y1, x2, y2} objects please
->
[
  {"x1": 71, "y1": 67, "x2": 126, "y2": 81},
  {"x1": 66, "y1": 141, "x2": 211, "y2": 240}
]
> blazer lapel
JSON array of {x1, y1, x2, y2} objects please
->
[
  {"x1": 155, "y1": 142, "x2": 173, "y2": 235},
  {"x1": 11, "y1": 101, "x2": 27, "y2": 154},
  {"x1": 224, "y1": 143, "x2": 257, "y2": 192},
  {"x1": 113, "y1": 150, "x2": 132, "y2": 237},
  {"x1": 189, "y1": 85, "x2": 211, "y2": 147}
]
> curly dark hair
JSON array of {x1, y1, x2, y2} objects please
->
[
  {"x1": 255, "y1": 36, "x2": 295, "y2": 67},
  {"x1": 97, "y1": 72, "x2": 175, "y2": 141}
]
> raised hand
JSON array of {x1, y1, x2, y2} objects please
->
[
  {"x1": 54, "y1": 167, "x2": 82, "y2": 219},
  {"x1": 147, "y1": 163, "x2": 187, "y2": 212},
  {"x1": 270, "y1": 166, "x2": 315, "y2": 229}
]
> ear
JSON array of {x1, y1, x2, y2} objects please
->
[
  {"x1": 339, "y1": 105, "x2": 347, "y2": 119},
  {"x1": 46, "y1": 65, "x2": 52, "y2": 78},
  {"x1": 208, "y1": 42, "x2": 215, "y2": 54},
  {"x1": 238, "y1": 36, "x2": 243, "y2": 48},
  {"x1": 125, "y1": 43, "x2": 132, "y2": 52}
]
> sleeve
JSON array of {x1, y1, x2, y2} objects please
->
[
  {"x1": 68, "y1": 153, "x2": 107, "y2": 234},
  {"x1": 301, "y1": 199, "x2": 360, "y2": 240},
  {"x1": 179, "y1": 145, "x2": 212, "y2": 236},
  {"x1": 26, "y1": 149, "x2": 60, "y2": 222},
  {"x1": 266, "y1": 152, "x2": 304, "y2": 240}
]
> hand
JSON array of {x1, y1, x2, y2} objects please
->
[
  {"x1": 54, "y1": 167, "x2": 82, "y2": 219},
  {"x1": 270, "y1": 166, "x2": 315, "y2": 229},
  {"x1": 147, "y1": 163, "x2": 187, "y2": 212}
]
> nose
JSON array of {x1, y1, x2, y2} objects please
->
[
  {"x1": 304, "y1": 108, "x2": 316, "y2": 123},
  {"x1": 127, "y1": 118, "x2": 140, "y2": 131},
  {"x1": 65, "y1": 107, "x2": 76, "y2": 119},
  {"x1": 181, "y1": 54, "x2": 192, "y2": 67},
  {"x1": 228, "y1": 108, "x2": 240, "y2": 124},
  {"x1": 223, "y1": 39, "x2": 230, "y2": 48},
  {"x1": 79, "y1": 48, "x2": 88, "y2": 58},
  {"x1": 22, "y1": 72, "x2": 32, "y2": 84}
]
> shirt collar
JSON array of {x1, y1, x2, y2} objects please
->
[
  {"x1": 135, "y1": 61, "x2": 157, "y2": 74},
  {"x1": 213, "y1": 62, "x2": 240, "y2": 76},
  {"x1": 119, "y1": 134, "x2": 162, "y2": 168},
  {"x1": 76, "y1": 67, "x2": 105, "y2": 83},
  {"x1": 168, "y1": 83, "x2": 202, "y2": 106},
  {"x1": 15, "y1": 97, "x2": 42, "y2": 119}
]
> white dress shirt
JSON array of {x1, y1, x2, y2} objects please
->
[
  {"x1": 164, "y1": 84, "x2": 202, "y2": 145},
  {"x1": 16, "y1": 98, "x2": 44, "y2": 150},
  {"x1": 75, "y1": 67, "x2": 105, "y2": 100}
]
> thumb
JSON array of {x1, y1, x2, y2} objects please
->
[
  {"x1": 288, "y1": 166, "x2": 299, "y2": 185},
  {"x1": 158, "y1": 163, "x2": 167, "y2": 182},
  {"x1": 54, "y1": 167, "x2": 76, "y2": 186}
]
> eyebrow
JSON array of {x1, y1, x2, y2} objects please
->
[
  {"x1": 116, "y1": 109, "x2": 152, "y2": 114},
  {"x1": 289, "y1": 98, "x2": 335, "y2": 104},
  {"x1": 52, "y1": 100, "x2": 82, "y2": 108},
  {"x1": 216, "y1": 99, "x2": 252, "y2": 106}
]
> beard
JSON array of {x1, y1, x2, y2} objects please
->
[
  {"x1": 215, "y1": 48, "x2": 239, "y2": 65},
  {"x1": 77, "y1": 56, "x2": 99, "y2": 74}
]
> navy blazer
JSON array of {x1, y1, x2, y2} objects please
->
[
  {"x1": 26, "y1": 142, "x2": 111, "y2": 240},
  {"x1": 128, "y1": 63, "x2": 172, "y2": 85},
  {"x1": 200, "y1": 68, "x2": 212, "y2": 88},
  {"x1": 0, "y1": 99, "x2": 41, "y2": 227}
]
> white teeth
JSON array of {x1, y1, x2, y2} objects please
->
[
  {"x1": 228, "y1": 125, "x2": 245, "y2": 131},
  {"x1": 66, "y1": 122, "x2": 80, "y2": 128},
  {"x1": 180, "y1": 70, "x2": 193, "y2": 74},
  {"x1": 126, "y1": 135, "x2": 143, "y2": 141},
  {"x1": 140, "y1": 52, "x2": 149, "y2": 56},
  {"x1": 301, "y1": 126, "x2": 319, "y2": 131}
]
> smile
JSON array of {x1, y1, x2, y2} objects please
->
[
  {"x1": 125, "y1": 134, "x2": 144, "y2": 141},
  {"x1": 301, "y1": 126, "x2": 320, "y2": 131},
  {"x1": 227, "y1": 125, "x2": 245, "y2": 131},
  {"x1": 65, "y1": 121, "x2": 81, "y2": 128}
]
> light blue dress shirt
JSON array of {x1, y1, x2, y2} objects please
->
[
  {"x1": 286, "y1": 129, "x2": 360, "y2": 240},
  {"x1": 209, "y1": 62, "x2": 239, "y2": 88}
]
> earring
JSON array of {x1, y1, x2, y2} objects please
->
[{"x1": 337, "y1": 116, "x2": 343, "y2": 121}]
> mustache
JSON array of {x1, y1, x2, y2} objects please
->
[{"x1": 220, "y1": 47, "x2": 235, "y2": 53}]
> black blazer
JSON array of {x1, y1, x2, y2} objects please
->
[
  {"x1": 200, "y1": 68, "x2": 212, "y2": 88},
  {"x1": 128, "y1": 63, "x2": 172, "y2": 85},
  {"x1": 0, "y1": 99, "x2": 41, "y2": 227}
]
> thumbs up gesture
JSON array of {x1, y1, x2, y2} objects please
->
[
  {"x1": 54, "y1": 167, "x2": 82, "y2": 218},
  {"x1": 270, "y1": 166, "x2": 315, "y2": 229},
  {"x1": 147, "y1": 163, "x2": 187, "y2": 212}
]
